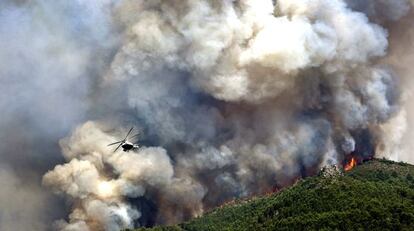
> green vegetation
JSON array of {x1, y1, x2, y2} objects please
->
[{"x1": 131, "y1": 159, "x2": 414, "y2": 231}]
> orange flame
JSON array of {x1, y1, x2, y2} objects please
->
[{"x1": 344, "y1": 157, "x2": 357, "y2": 171}]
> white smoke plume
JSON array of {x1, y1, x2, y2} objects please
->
[{"x1": 1, "y1": 0, "x2": 412, "y2": 230}]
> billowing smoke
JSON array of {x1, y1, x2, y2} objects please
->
[
  {"x1": 0, "y1": 0, "x2": 117, "y2": 230},
  {"x1": 373, "y1": 2, "x2": 414, "y2": 163},
  {"x1": 1, "y1": 0, "x2": 413, "y2": 230}
]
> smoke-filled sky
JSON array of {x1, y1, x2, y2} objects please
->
[{"x1": 1, "y1": 0, "x2": 414, "y2": 230}]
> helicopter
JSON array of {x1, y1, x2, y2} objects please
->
[{"x1": 107, "y1": 127, "x2": 140, "y2": 152}]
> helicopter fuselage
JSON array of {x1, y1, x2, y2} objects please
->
[
  {"x1": 121, "y1": 141, "x2": 139, "y2": 152},
  {"x1": 108, "y1": 127, "x2": 140, "y2": 152}
]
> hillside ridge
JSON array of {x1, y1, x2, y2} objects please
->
[{"x1": 131, "y1": 159, "x2": 414, "y2": 231}]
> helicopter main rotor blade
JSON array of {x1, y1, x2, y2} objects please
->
[
  {"x1": 114, "y1": 143, "x2": 123, "y2": 152},
  {"x1": 124, "y1": 127, "x2": 134, "y2": 140},
  {"x1": 108, "y1": 141, "x2": 123, "y2": 146},
  {"x1": 129, "y1": 133, "x2": 139, "y2": 139}
]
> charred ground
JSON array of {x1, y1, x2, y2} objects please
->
[{"x1": 132, "y1": 159, "x2": 414, "y2": 230}]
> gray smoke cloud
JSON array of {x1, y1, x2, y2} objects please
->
[
  {"x1": 0, "y1": 0, "x2": 118, "y2": 230},
  {"x1": 345, "y1": 0, "x2": 410, "y2": 24},
  {"x1": 1, "y1": 0, "x2": 413, "y2": 230},
  {"x1": 373, "y1": 2, "x2": 414, "y2": 163}
]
